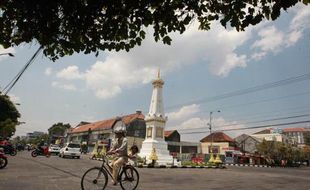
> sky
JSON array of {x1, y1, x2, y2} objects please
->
[{"x1": 1, "y1": 4, "x2": 310, "y2": 142}]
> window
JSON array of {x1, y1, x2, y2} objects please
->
[
  {"x1": 134, "y1": 130, "x2": 140, "y2": 137},
  {"x1": 147, "y1": 127, "x2": 152, "y2": 138},
  {"x1": 208, "y1": 146, "x2": 219, "y2": 154},
  {"x1": 68, "y1": 144, "x2": 80, "y2": 148},
  {"x1": 156, "y1": 127, "x2": 163, "y2": 138},
  {"x1": 98, "y1": 133, "x2": 109, "y2": 140}
]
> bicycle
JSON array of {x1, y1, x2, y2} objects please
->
[{"x1": 81, "y1": 155, "x2": 139, "y2": 190}]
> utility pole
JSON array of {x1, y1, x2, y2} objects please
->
[{"x1": 207, "y1": 110, "x2": 220, "y2": 164}]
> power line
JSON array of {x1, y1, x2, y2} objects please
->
[
  {"x1": 212, "y1": 90, "x2": 310, "y2": 113},
  {"x1": 166, "y1": 73, "x2": 310, "y2": 110},
  {"x1": 179, "y1": 120, "x2": 310, "y2": 134},
  {"x1": 176, "y1": 113, "x2": 310, "y2": 132},
  {"x1": 3, "y1": 46, "x2": 43, "y2": 95},
  {"x1": 192, "y1": 90, "x2": 310, "y2": 121}
]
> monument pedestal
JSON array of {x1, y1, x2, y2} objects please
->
[{"x1": 139, "y1": 139, "x2": 173, "y2": 165}]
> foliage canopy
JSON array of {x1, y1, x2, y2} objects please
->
[
  {"x1": 48, "y1": 122, "x2": 71, "y2": 137},
  {"x1": 0, "y1": 93, "x2": 20, "y2": 138},
  {"x1": 0, "y1": 0, "x2": 308, "y2": 60}
]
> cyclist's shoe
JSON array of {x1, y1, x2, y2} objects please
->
[{"x1": 111, "y1": 179, "x2": 118, "y2": 186}]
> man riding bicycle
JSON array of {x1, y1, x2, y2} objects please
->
[{"x1": 107, "y1": 118, "x2": 128, "y2": 185}]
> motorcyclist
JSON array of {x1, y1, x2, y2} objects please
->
[
  {"x1": 107, "y1": 118, "x2": 128, "y2": 185},
  {"x1": 37, "y1": 139, "x2": 45, "y2": 154}
]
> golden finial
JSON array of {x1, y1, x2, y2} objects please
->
[{"x1": 157, "y1": 69, "x2": 160, "y2": 79}]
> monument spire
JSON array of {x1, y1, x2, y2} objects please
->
[
  {"x1": 157, "y1": 69, "x2": 160, "y2": 79},
  {"x1": 139, "y1": 70, "x2": 173, "y2": 165}
]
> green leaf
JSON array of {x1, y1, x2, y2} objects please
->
[{"x1": 163, "y1": 36, "x2": 172, "y2": 45}]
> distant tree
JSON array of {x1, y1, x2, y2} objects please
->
[
  {"x1": 0, "y1": 93, "x2": 21, "y2": 138},
  {"x1": 12, "y1": 136, "x2": 26, "y2": 146},
  {"x1": 48, "y1": 122, "x2": 71, "y2": 144},
  {"x1": 303, "y1": 146, "x2": 310, "y2": 164},
  {"x1": 48, "y1": 122, "x2": 71, "y2": 137},
  {"x1": 28, "y1": 134, "x2": 49, "y2": 146},
  {"x1": 0, "y1": 0, "x2": 308, "y2": 61},
  {"x1": 304, "y1": 132, "x2": 310, "y2": 146},
  {"x1": 257, "y1": 139, "x2": 269, "y2": 156}
]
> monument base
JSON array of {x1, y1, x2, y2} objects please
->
[{"x1": 139, "y1": 139, "x2": 173, "y2": 165}]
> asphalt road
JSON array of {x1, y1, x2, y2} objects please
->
[{"x1": 1, "y1": 151, "x2": 310, "y2": 190}]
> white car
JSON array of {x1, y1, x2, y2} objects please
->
[
  {"x1": 59, "y1": 143, "x2": 81, "y2": 159},
  {"x1": 48, "y1": 144, "x2": 61, "y2": 155}
]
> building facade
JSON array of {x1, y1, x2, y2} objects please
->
[
  {"x1": 282, "y1": 128, "x2": 306, "y2": 146},
  {"x1": 251, "y1": 128, "x2": 289, "y2": 143},
  {"x1": 234, "y1": 134, "x2": 261, "y2": 154},
  {"x1": 164, "y1": 130, "x2": 200, "y2": 154},
  {"x1": 67, "y1": 112, "x2": 146, "y2": 152},
  {"x1": 200, "y1": 132, "x2": 236, "y2": 155}
]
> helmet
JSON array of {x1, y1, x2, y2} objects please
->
[{"x1": 113, "y1": 118, "x2": 126, "y2": 134}]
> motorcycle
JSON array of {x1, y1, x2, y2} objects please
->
[
  {"x1": 31, "y1": 147, "x2": 51, "y2": 157},
  {"x1": 0, "y1": 144, "x2": 17, "y2": 156},
  {"x1": 0, "y1": 148, "x2": 8, "y2": 169}
]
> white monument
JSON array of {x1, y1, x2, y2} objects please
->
[{"x1": 139, "y1": 70, "x2": 173, "y2": 165}]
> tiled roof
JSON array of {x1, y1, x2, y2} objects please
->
[
  {"x1": 200, "y1": 132, "x2": 234, "y2": 143},
  {"x1": 71, "y1": 113, "x2": 144, "y2": 133},
  {"x1": 164, "y1": 130, "x2": 176, "y2": 137},
  {"x1": 283, "y1": 128, "x2": 305, "y2": 132},
  {"x1": 253, "y1": 129, "x2": 272, "y2": 135}
]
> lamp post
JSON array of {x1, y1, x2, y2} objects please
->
[
  {"x1": 0, "y1": 53, "x2": 14, "y2": 57},
  {"x1": 207, "y1": 110, "x2": 220, "y2": 164}
]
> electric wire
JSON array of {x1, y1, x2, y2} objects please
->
[
  {"x1": 192, "y1": 90, "x2": 310, "y2": 121},
  {"x1": 179, "y1": 120, "x2": 310, "y2": 134},
  {"x1": 166, "y1": 73, "x2": 310, "y2": 111},
  {"x1": 3, "y1": 46, "x2": 43, "y2": 95},
  {"x1": 175, "y1": 112, "x2": 310, "y2": 131},
  {"x1": 176, "y1": 113, "x2": 310, "y2": 132}
]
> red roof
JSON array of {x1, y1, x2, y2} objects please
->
[
  {"x1": 283, "y1": 128, "x2": 305, "y2": 132},
  {"x1": 164, "y1": 130, "x2": 176, "y2": 137},
  {"x1": 72, "y1": 113, "x2": 144, "y2": 133},
  {"x1": 200, "y1": 132, "x2": 234, "y2": 143}
]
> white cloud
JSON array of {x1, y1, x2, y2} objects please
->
[
  {"x1": 252, "y1": 26, "x2": 284, "y2": 53},
  {"x1": 52, "y1": 81, "x2": 77, "y2": 91},
  {"x1": 56, "y1": 65, "x2": 84, "y2": 80},
  {"x1": 177, "y1": 117, "x2": 208, "y2": 130},
  {"x1": 167, "y1": 104, "x2": 200, "y2": 123},
  {"x1": 8, "y1": 94, "x2": 21, "y2": 104},
  {"x1": 250, "y1": 4, "x2": 310, "y2": 60},
  {"x1": 44, "y1": 67, "x2": 53, "y2": 76},
  {"x1": 210, "y1": 53, "x2": 247, "y2": 77},
  {"x1": 290, "y1": 5, "x2": 310, "y2": 31},
  {"x1": 51, "y1": 4, "x2": 309, "y2": 99},
  {"x1": 79, "y1": 22, "x2": 251, "y2": 98}
]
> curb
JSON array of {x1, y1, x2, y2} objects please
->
[
  {"x1": 90, "y1": 157, "x2": 226, "y2": 169},
  {"x1": 137, "y1": 165, "x2": 226, "y2": 169},
  {"x1": 225, "y1": 163, "x2": 271, "y2": 168}
]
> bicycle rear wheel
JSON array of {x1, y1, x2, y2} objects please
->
[
  {"x1": 120, "y1": 166, "x2": 139, "y2": 190},
  {"x1": 81, "y1": 167, "x2": 108, "y2": 190}
]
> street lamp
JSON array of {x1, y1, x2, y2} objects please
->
[
  {"x1": 0, "y1": 53, "x2": 14, "y2": 57},
  {"x1": 207, "y1": 110, "x2": 220, "y2": 164}
]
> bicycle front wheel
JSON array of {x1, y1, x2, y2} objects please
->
[
  {"x1": 81, "y1": 167, "x2": 108, "y2": 190},
  {"x1": 120, "y1": 166, "x2": 139, "y2": 190}
]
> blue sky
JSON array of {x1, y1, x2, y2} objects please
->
[{"x1": 1, "y1": 4, "x2": 310, "y2": 142}]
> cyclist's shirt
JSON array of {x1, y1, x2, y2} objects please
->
[{"x1": 111, "y1": 137, "x2": 128, "y2": 157}]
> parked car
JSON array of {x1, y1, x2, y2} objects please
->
[
  {"x1": 48, "y1": 144, "x2": 61, "y2": 155},
  {"x1": 59, "y1": 143, "x2": 81, "y2": 159}
]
